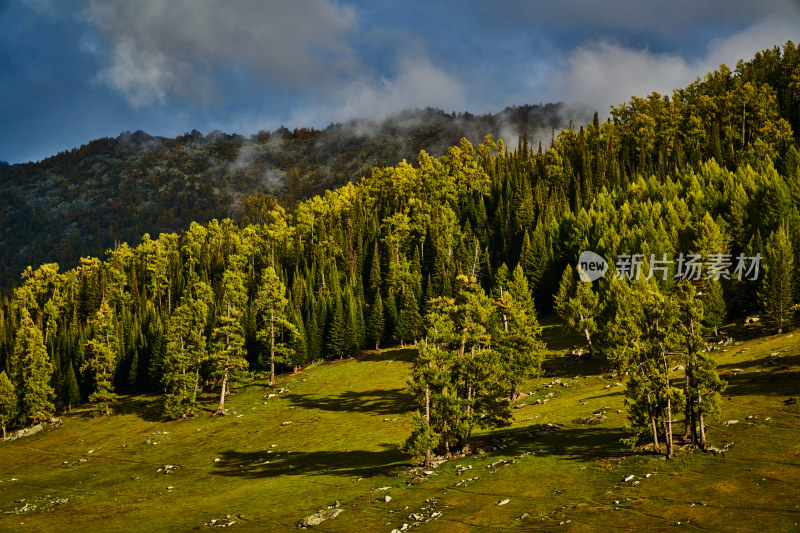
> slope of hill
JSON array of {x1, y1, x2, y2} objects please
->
[
  {"x1": 0, "y1": 104, "x2": 589, "y2": 289},
  {"x1": 0, "y1": 329, "x2": 798, "y2": 532}
]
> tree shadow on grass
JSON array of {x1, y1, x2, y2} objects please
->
[
  {"x1": 474, "y1": 424, "x2": 628, "y2": 462},
  {"x1": 212, "y1": 445, "x2": 406, "y2": 479},
  {"x1": 74, "y1": 395, "x2": 165, "y2": 422},
  {"x1": 285, "y1": 388, "x2": 415, "y2": 415},
  {"x1": 354, "y1": 348, "x2": 417, "y2": 363}
]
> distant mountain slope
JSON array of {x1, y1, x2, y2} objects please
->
[{"x1": 0, "y1": 103, "x2": 591, "y2": 288}]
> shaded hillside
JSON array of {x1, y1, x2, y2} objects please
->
[{"x1": 0, "y1": 103, "x2": 589, "y2": 289}]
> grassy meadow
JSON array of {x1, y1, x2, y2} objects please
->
[{"x1": 1, "y1": 326, "x2": 799, "y2": 532}]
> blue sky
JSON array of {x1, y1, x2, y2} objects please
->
[{"x1": 1, "y1": 0, "x2": 799, "y2": 164}]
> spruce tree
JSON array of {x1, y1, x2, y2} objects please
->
[
  {"x1": 701, "y1": 279, "x2": 726, "y2": 336},
  {"x1": 554, "y1": 265, "x2": 601, "y2": 357},
  {"x1": 397, "y1": 290, "x2": 422, "y2": 347},
  {"x1": 211, "y1": 265, "x2": 249, "y2": 414},
  {"x1": 366, "y1": 292, "x2": 385, "y2": 349},
  {"x1": 82, "y1": 299, "x2": 120, "y2": 416},
  {"x1": 15, "y1": 309, "x2": 54, "y2": 423},
  {"x1": 0, "y1": 371, "x2": 15, "y2": 439},
  {"x1": 162, "y1": 282, "x2": 212, "y2": 418},
  {"x1": 761, "y1": 226, "x2": 795, "y2": 333},
  {"x1": 64, "y1": 363, "x2": 81, "y2": 412}
]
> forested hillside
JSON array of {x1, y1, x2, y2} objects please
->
[
  {"x1": 0, "y1": 42, "x2": 798, "y2": 460},
  {"x1": 0, "y1": 104, "x2": 587, "y2": 289}
]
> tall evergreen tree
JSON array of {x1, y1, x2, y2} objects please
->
[
  {"x1": 761, "y1": 226, "x2": 795, "y2": 333},
  {"x1": 366, "y1": 292, "x2": 385, "y2": 350},
  {"x1": 14, "y1": 309, "x2": 54, "y2": 423},
  {"x1": 211, "y1": 264, "x2": 249, "y2": 415},
  {"x1": 554, "y1": 265, "x2": 601, "y2": 357},
  {"x1": 82, "y1": 299, "x2": 120, "y2": 415},
  {"x1": 0, "y1": 371, "x2": 15, "y2": 439}
]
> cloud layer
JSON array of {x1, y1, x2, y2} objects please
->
[
  {"x1": 542, "y1": 14, "x2": 800, "y2": 113},
  {"x1": 87, "y1": 0, "x2": 357, "y2": 107}
]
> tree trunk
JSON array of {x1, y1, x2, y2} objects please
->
[
  {"x1": 697, "y1": 385, "x2": 707, "y2": 449},
  {"x1": 583, "y1": 327, "x2": 595, "y2": 358},
  {"x1": 215, "y1": 369, "x2": 228, "y2": 416},
  {"x1": 664, "y1": 397, "x2": 674, "y2": 458},
  {"x1": 647, "y1": 392, "x2": 660, "y2": 452},
  {"x1": 682, "y1": 370, "x2": 691, "y2": 440},
  {"x1": 2, "y1": 423, "x2": 6, "y2": 440},
  {"x1": 270, "y1": 308, "x2": 276, "y2": 387}
]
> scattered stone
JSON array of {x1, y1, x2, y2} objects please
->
[
  {"x1": 498, "y1": 499, "x2": 510, "y2": 506},
  {"x1": 160, "y1": 464, "x2": 179, "y2": 474},
  {"x1": 203, "y1": 514, "x2": 242, "y2": 528},
  {"x1": 298, "y1": 508, "x2": 342, "y2": 527},
  {"x1": 214, "y1": 458, "x2": 221, "y2": 463},
  {"x1": 384, "y1": 495, "x2": 392, "y2": 503},
  {"x1": 281, "y1": 421, "x2": 292, "y2": 426},
  {"x1": 573, "y1": 413, "x2": 607, "y2": 425},
  {"x1": 723, "y1": 420, "x2": 739, "y2": 426},
  {"x1": 624, "y1": 475, "x2": 635, "y2": 482}
]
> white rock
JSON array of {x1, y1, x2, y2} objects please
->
[
  {"x1": 498, "y1": 499, "x2": 510, "y2": 505},
  {"x1": 624, "y1": 475, "x2": 635, "y2": 482}
]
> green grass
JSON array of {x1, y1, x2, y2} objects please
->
[{"x1": 1, "y1": 331, "x2": 799, "y2": 532}]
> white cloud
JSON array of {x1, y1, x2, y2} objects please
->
[
  {"x1": 543, "y1": 13, "x2": 800, "y2": 114},
  {"x1": 86, "y1": 0, "x2": 357, "y2": 107},
  {"x1": 291, "y1": 56, "x2": 467, "y2": 126}
]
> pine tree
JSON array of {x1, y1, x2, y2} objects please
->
[
  {"x1": 14, "y1": 309, "x2": 54, "y2": 423},
  {"x1": 701, "y1": 279, "x2": 726, "y2": 336},
  {"x1": 82, "y1": 299, "x2": 120, "y2": 416},
  {"x1": 211, "y1": 264, "x2": 249, "y2": 414},
  {"x1": 494, "y1": 287, "x2": 544, "y2": 400},
  {"x1": 383, "y1": 292, "x2": 398, "y2": 346},
  {"x1": 162, "y1": 282, "x2": 212, "y2": 418},
  {"x1": 366, "y1": 292, "x2": 384, "y2": 349},
  {"x1": 326, "y1": 294, "x2": 347, "y2": 360},
  {"x1": 0, "y1": 371, "x2": 15, "y2": 439},
  {"x1": 554, "y1": 265, "x2": 601, "y2": 357},
  {"x1": 675, "y1": 280, "x2": 726, "y2": 449},
  {"x1": 64, "y1": 363, "x2": 81, "y2": 411},
  {"x1": 397, "y1": 290, "x2": 422, "y2": 347},
  {"x1": 761, "y1": 226, "x2": 795, "y2": 333}
]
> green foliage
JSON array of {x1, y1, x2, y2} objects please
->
[
  {"x1": 0, "y1": 371, "x2": 15, "y2": 437},
  {"x1": 761, "y1": 225, "x2": 795, "y2": 333},
  {"x1": 14, "y1": 309, "x2": 54, "y2": 423},
  {"x1": 82, "y1": 299, "x2": 120, "y2": 415},
  {"x1": 554, "y1": 265, "x2": 601, "y2": 357},
  {"x1": 366, "y1": 292, "x2": 384, "y2": 350}
]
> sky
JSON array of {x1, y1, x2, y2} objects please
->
[{"x1": 1, "y1": 0, "x2": 799, "y2": 164}]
